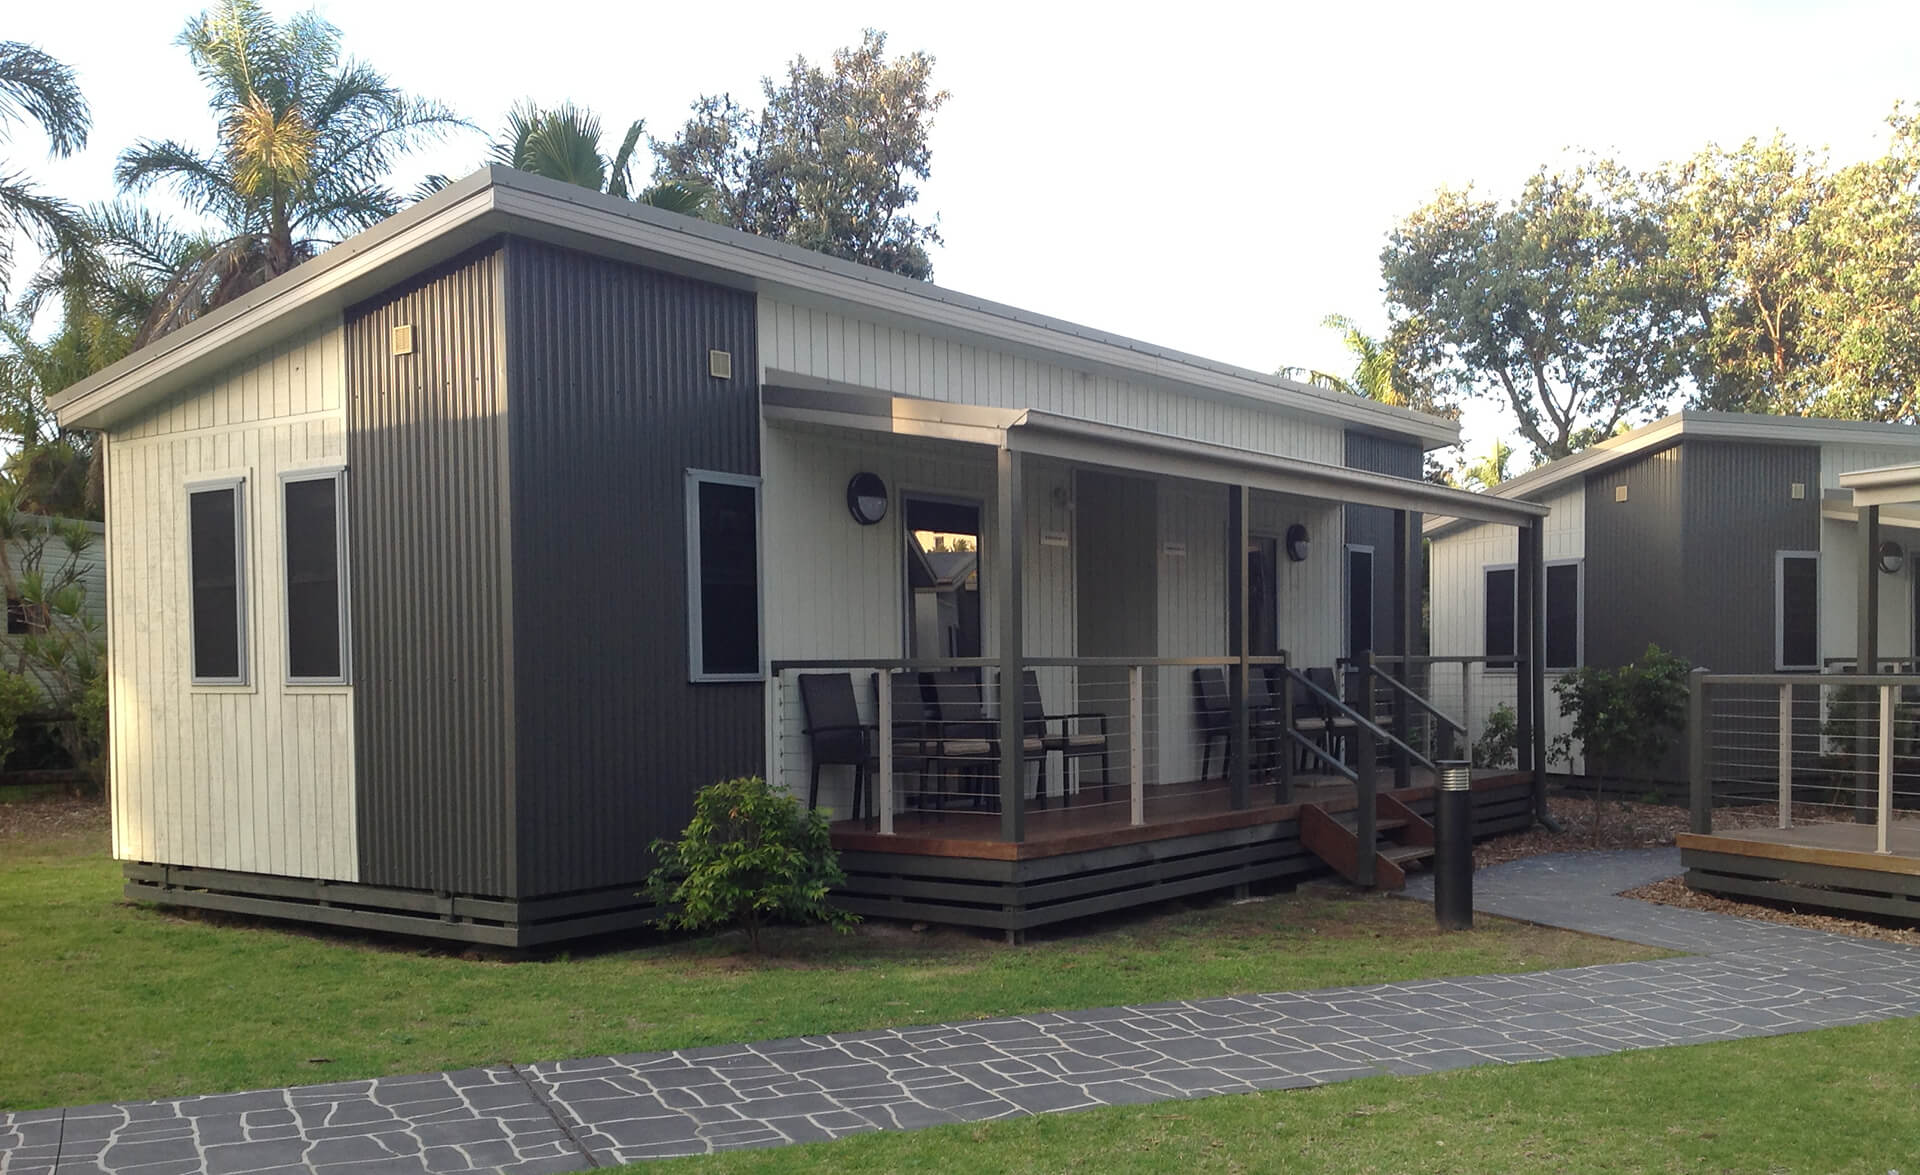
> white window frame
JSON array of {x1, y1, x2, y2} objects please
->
[
  {"x1": 1543, "y1": 558, "x2": 1585, "y2": 672},
  {"x1": 280, "y1": 466, "x2": 351, "y2": 686},
  {"x1": 1345, "y1": 543, "x2": 1375, "y2": 660},
  {"x1": 685, "y1": 469, "x2": 765, "y2": 683},
  {"x1": 1775, "y1": 550, "x2": 1821, "y2": 672},
  {"x1": 1483, "y1": 561, "x2": 1518, "y2": 674},
  {"x1": 185, "y1": 474, "x2": 251, "y2": 687}
]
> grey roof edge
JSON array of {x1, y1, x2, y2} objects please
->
[
  {"x1": 53, "y1": 166, "x2": 1459, "y2": 446},
  {"x1": 1423, "y1": 410, "x2": 1920, "y2": 539}
]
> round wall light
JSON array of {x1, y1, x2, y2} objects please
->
[
  {"x1": 1878, "y1": 539, "x2": 1906, "y2": 575},
  {"x1": 846, "y1": 471, "x2": 889, "y2": 526},
  {"x1": 1285, "y1": 522, "x2": 1311, "y2": 563}
]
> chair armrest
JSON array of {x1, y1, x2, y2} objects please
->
[{"x1": 802, "y1": 721, "x2": 877, "y2": 736}]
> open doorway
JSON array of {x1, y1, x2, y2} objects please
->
[{"x1": 904, "y1": 497, "x2": 983, "y2": 657}]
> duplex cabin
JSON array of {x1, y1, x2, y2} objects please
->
[
  {"x1": 1426, "y1": 411, "x2": 1920, "y2": 772},
  {"x1": 55, "y1": 167, "x2": 1547, "y2": 945}
]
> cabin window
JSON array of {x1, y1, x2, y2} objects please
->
[
  {"x1": 1346, "y1": 545, "x2": 1375, "y2": 660},
  {"x1": 188, "y1": 479, "x2": 248, "y2": 684},
  {"x1": 686, "y1": 470, "x2": 762, "y2": 681},
  {"x1": 1545, "y1": 561, "x2": 1583, "y2": 671},
  {"x1": 1484, "y1": 565, "x2": 1516, "y2": 670},
  {"x1": 283, "y1": 470, "x2": 349, "y2": 683},
  {"x1": 1776, "y1": 551, "x2": 1819, "y2": 671}
]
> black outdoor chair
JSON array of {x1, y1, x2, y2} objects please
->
[
  {"x1": 878, "y1": 670, "x2": 934, "y2": 813},
  {"x1": 1244, "y1": 669, "x2": 1286, "y2": 782},
  {"x1": 923, "y1": 669, "x2": 1001, "y2": 808},
  {"x1": 1194, "y1": 666, "x2": 1285, "y2": 784},
  {"x1": 1021, "y1": 669, "x2": 1111, "y2": 805},
  {"x1": 1307, "y1": 665, "x2": 1359, "y2": 766},
  {"x1": 798, "y1": 672, "x2": 873, "y2": 818}
]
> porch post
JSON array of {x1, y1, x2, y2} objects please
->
[
  {"x1": 1391, "y1": 509, "x2": 1412, "y2": 790},
  {"x1": 997, "y1": 446, "x2": 1026, "y2": 844},
  {"x1": 1859, "y1": 504, "x2": 1881, "y2": 674},
  {"x1": 1228, "y1": 484, "x2": 1251, "y2": 809},
  {"x1": 1857, "y1": 503, "x2": 1881, "y2": 824},
  {"x1": 1524, "y1": 518, "x2": 1548, "y2": 819}
]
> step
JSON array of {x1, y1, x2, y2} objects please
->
[
  {"x1": 1380, "y1": 844, "x2": 1435, "y2": 865},
  {"x1": 1335, "y1": 817, "x2": 1409, "y2": 834}
]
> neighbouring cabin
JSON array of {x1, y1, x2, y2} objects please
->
[
  {"x1": 56, "y1": 167, "x2": 1551, "y2": 945},
  {"x1": 1428, "y1": 412, "x2": 1920, "y2": 779}
]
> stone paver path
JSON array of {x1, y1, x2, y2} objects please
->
[{"x1": 7, "y1": 849, "x2": 1920, "y2": 1172}]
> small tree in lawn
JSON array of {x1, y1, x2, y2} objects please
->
[
  {"x1": 647, "y1": 776, "x2": 857, "y2": 953},
  {"x1": 1552, "y1": 644, "x2": 1692, "y2": 839}
]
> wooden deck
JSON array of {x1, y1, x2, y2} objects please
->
[
  {"x1": 1679, "y1": 820, "x2": 1920, "y2": 921},
  {"x1": 829, "y1": 772, "x2": 1537, "y2": 935}
]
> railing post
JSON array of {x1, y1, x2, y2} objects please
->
[
  {"x1": 1688, "y1": 669, "x2": 1711, "y2": 835},
  {"x1": 1128, "y1": 664, "x2": 1145, "y2": 827},
  {"x1": 1355, "y1": 712, "x2": 1377, "y2": 888},
  {"x1": 1277, "y1": 663, "x2": 1295, "y2": 804},
  {"x1": 876, "y1": 668, "x2": 894, "y2": 836},
  {"x1": 1777, "y1": 681, "x2": 1792, "y2": 830},
  {"x1": 1877, "y1": 683, "x2": 1895, "y2": 855}
]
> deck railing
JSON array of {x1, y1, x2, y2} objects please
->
[
  {"x1": 764, "y1": 652, "x2": 1451, "y2": 837},
  {"x1": 1687, "y1": 670, "x2": 1920, "y2": 853}
]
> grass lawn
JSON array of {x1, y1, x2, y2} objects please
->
[
  {"x1": 1, "y1": 801, "x2": 1663, "y2": 1111},
  {"x1": 647, "y1": 1017, "x2": 1920, "y2": 1174}
]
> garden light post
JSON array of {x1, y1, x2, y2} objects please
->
[{"x1": 1433, "y1": 761, "x2": 1473, "y2": 930}]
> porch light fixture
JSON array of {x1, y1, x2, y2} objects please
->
[
  {"x1": 1285, "y1": 523, "x2": 1311, "y2": 562},
  {"x1": 846, "y1": 472, "x2": 889, "y2": 526},
  {"x1": 1878, "y1": 539, "x2": 1905, "y2": 575}
]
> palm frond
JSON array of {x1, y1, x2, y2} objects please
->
[
  {"x1": 607, "y1": 120, "x2": 645, "y2": 199},
  {"x1": 0, "y1": 41, "x2": 90, "y2": 156}
]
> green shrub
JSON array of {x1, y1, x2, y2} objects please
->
[
  {"x1": 1473, "y1": 702, "x2": 1518, "y2": 769},
  {"x1": 0, "y1": 670, "x2": 39, "y2": 759},
  {"x1": 1552, "y1": 643, "x2": 1691, "y2": 836},
  {"x1": 646, "y1": 776, "x2": 857, "y2": 953}
]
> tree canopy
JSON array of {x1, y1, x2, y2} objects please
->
[
  {"x1": 653, "y1": 30, "x2": 948, "y2": 279},
  {"x1": 0, "y1": 42, "x2": 90, "y2": 298}
]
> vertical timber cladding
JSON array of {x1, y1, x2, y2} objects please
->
[
  {"x1": 1343, "y1": 432, "x2": 1424, "y2": 658},
  {"x1": 346, "y1": 244, "x2": 518, "y2": 897},
  {"x1": 1584, "y1": 445, "x2": 1688, "y2": 671},
  {"x1": 503, "y1": 238, "x2": 762, "y2": 899},
  {"x1": 1681, "y1": 441, "x2": 1820, "y2": 674}
]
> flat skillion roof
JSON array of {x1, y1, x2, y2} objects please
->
[
  {"x1": 1426, "y1": 410, "x2": 1920, "y2": 538},
  {"x1": 51, "y1": 167, "x2": 1460, "y2": 448}
]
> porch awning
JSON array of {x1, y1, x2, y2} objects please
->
[
  {"x1": 762, "y1": 375, "x2": 1549, "y2": 528},
  {"x1": 1839, "y1": 461, "x2": 1920, "y2": 508}
]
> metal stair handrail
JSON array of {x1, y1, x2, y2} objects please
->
[{"x1": 1283, "y1": 666, "x2": 1440, "y2": 774}]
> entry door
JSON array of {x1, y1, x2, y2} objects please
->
[{"x1": 1075, "y1": 471, "x2": 1159, "y2": 778}]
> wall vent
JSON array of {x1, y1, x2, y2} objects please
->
[
  {"x1": 708, "y1": 349, "x2": 733, "y2": 380},
  {"x1": 390, "y1": 324, "x2": 414, "y2": 356},
  {"x1": 1614, "y1": 484, "x2": 1628, "y2": 503},
  {"x1": 1791, "y1": 482, "x2": 1807, "y2": 500}
]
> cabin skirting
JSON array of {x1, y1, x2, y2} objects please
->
[
  {"x1": 122, "y1": 863, "x2": 657, "y2": 948},
  {"x1": 1680, "y1": 843, "x2": 1920, "y2": 923}
]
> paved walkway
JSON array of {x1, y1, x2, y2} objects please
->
[{"x1": 7, "y1": 850, "x2": 1920, "y2": 1173}]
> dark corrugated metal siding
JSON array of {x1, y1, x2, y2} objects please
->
[
  {"x1": 503, "y1": 238, "x2": 763, "y2": 899},
  {"x1": 1681, "y1": 441, "x2": 1820, "y2": 674},
  {"x1": 1583, "y1": 444, "x2": 1688, "y2": 671},
  {"x1": 347, "y1": 244, "x2": 518, "y2": 897},
  {"x1": 1343, "y1": 432, "x2": 1423, "y2": 655}
]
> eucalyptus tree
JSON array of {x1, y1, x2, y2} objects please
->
[
  {"x1": 115, "y1": 0, "x2": 465, "y2": 341},
  {"x1": 0, "y1": 41, "x2": 90, "y2": 297}
]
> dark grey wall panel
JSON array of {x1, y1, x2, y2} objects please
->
[
  {"x1": 1583, "y1": 444, "x2": 1688, "y2": 672},
  {"x1": 503, "y1": 238, "x2": 763, "y2": 899},
  {"x1": 1681, "y1": 441, "x2": 1820, "y2": 674},
  {"x1": 347, "y1": 243, "x2": 518, "y2": 897},
  {"x1": 1344, "y1": 432, "x2": 1423, "y2": 656}
]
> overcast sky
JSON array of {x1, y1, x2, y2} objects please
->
[{"x1": 11, "y1": 0, "x2": 1920, "y2": 459}]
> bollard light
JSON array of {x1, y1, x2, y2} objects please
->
[{"x1": 1434, "y1": 761, "x2": 1473, "y2": 930}]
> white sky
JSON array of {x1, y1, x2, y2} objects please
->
[{"x1": 11, "y1": 0, "x2": 1920, "y2": 461}]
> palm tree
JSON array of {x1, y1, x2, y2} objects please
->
[
  {"x1": 115, "y1": 0, "x2": 465, "y2": 341},
  {"x1": 1321, "y1": 314, "x2": 1410, "y2": 408},
  {"x1": 421, "y1": 101, "x2": 713, "y2": 217},
  {"x1": 0, "y1": 42, "x2": 90, "y2": 296},
  {"x1": 1458, "y1": 438, "x2": 1515, "y2": 491}
]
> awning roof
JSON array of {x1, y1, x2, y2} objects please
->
[
  {"x1": 1838, "y1": 461, "x2": 1920, "y2": 508},
  {"x1": 763, "y1": 376, "x2": 1548, "y2": 527}
]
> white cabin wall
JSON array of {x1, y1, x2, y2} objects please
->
[
  {"x1": 107, "y1": 320, "x2": 356, "y2": 881},
  {"x1": 1428, "y1": 484, "x2": 1584, "y2": 772},
  {"x1": 758, "y1": 297, "x2": 1347, "y2": 463}
]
